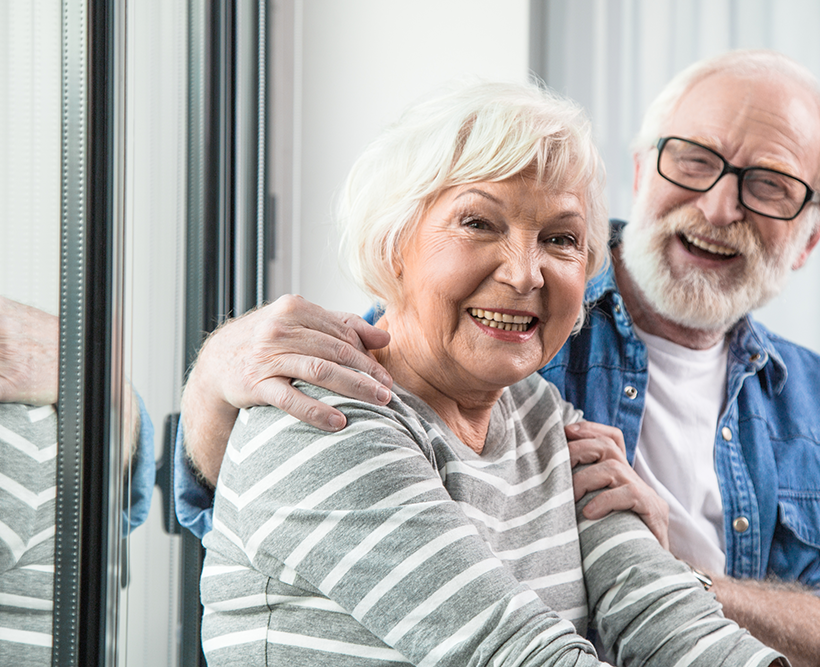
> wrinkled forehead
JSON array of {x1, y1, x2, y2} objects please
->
[{"x1": 664, "y1": 72, "x2": 820, "y2": 186}]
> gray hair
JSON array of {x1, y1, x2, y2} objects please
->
[
  {"x1": 633, "y1": 49, "x2": 820, "y2": 154},
  {"x1": 337, "y1": 79, "x2": 609, "y2": 312}
]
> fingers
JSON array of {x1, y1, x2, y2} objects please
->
[
  {"x1": 330, "y1": 309, "x2": 391, "y2": 352},
  {"x1": 565, "y1": 421, "x2": 627, "y2": 468},
  {"x1": 254, "y1": 361, "x2": 392, "y2": 430},
  {"x1": 198, "y1": 295, "x2": 393, "y2": 416},
  {"x1": 573, "y1": 460, "x2": 670, "y2": 549},
  {"x1": 581, "y1": 484, "x2": 670, "y2": 549},
  {"x1": 565, "y1": 421, "x2": 625, "y2": 451},
  {"x1": 246, "y1": 295, "x2": 394, "y2": 387},
  {"x1": 571, "y1": 459, "x2": 633, "y2": 501},
  {"x1": 277, "y1": 328, "x2": 392, "y2": 388},
  {"x1": 256, "y1": 377, "x2": 349, "y2": 432}
]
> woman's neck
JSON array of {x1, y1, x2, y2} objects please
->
[{"x1": 373, "y1": 313, "x2": 501, "y2": 454}]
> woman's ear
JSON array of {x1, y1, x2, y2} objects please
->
[{"x1": 391, "y1": 254, "x2": 403, "y2": 279}]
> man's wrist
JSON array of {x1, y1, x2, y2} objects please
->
[{"x1": 684, "y1": 562, "x2": 713, "y2": 591}]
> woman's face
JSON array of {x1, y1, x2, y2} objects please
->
[{"x1": 388, "y1": 174, "x2": 588, "y2": 399}]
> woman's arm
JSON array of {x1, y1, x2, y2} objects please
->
[
  {"x1": 577, "y1": 489, "x2": 786, "y2": 666},
  {"x1": 203, "y1": 390, "x2": 603, "y2": 667}
]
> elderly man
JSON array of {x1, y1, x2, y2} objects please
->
[{"x1": 177, "y1": 49, "x2": 820, "y2": 665}]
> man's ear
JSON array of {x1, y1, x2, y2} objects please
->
[{"x1": 792, "y1": 222, "x2": 820, "y2": 270}]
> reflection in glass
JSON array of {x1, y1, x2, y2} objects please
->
[{"x1": 0, "y1": 0, "x2": 61, "y2": 663}]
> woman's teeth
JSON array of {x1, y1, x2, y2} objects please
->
[
  {"x1": 683, "y1": 233, "x2": 737, "y2": 257},
  {"x1": 469, "y1": 308, "x2": 533, "y2": 332}
]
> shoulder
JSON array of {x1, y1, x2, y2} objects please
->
[
  {"x1": 504, "y1": 375, "x2": 583, "y2": 427},
  {"x1": 232, "y1": 381, "x2": 433, "y2": 456}
]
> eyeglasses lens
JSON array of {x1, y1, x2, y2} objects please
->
[{"x1": 657, "y1": 137, "x2": 808, "y2": 220}]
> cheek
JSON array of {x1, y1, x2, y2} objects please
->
[
  {"x1": 408, "y1": 245, "x2": 491, "y2": 307},
  {"x1": 544, "y1": 262, "x2": 587, "y2": 317},
  {"x1": 642, "y1": 175, "x2": 693, "y2": 218}
]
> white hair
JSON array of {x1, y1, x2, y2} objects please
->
[
  {"x1": 337, "y1": 79, "x2": 609, "y2": 313},
  {"x1": 633, "y1": 49, "x2": 820, "y2": 155}
]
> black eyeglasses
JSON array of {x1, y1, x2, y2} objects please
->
[{"x1": 656, "y1": 136, "x2": 817, "y2": 220}]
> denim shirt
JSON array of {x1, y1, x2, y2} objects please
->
[
  {"x1": 540, "y1": 221, "x2": 820, "y2": 588},
  {"x1": 174, "y1": 220, "x2": 820, "y2": 588}
]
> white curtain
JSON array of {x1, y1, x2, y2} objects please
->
[
  {"x1": 0, "y1": 0, "x2": 61, "y2": 315},
  {"x1": 533, "y1": 0, "x2": 820, "y2": 352}
]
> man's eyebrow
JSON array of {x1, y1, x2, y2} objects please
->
[
  {"x1": 687, "y1": 136, "x2": 803, "y2": 177},
  {"x1": 454, "y1": 187, "x2": 503, "y2": 205},
  {"x1": 754, "y1": 157, "x2": 801, "y2": 177}
]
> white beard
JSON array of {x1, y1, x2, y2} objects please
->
[{"x1": 621, "y1": 184, "x2": 813, "y2": 332}]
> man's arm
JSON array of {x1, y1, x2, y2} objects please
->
[
  {"x1": 0, "y1": 296, "x2": 59, "y2": 405},
  {"x1": 180, "y1": 294, "x2": 393, "y2": 485},
  {"x1": 709, "y1": 575, "x2": 820, "y2": 667}
]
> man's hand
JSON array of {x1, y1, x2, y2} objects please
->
[
  {"x1": 0, "y1": 296, "x2": 59, "y2": 405},
  {"x1": 566, "y1": 421, "x2": 670, "y2": 549},
  {"x1": 181, "y1": 294, "x2": 393, "y2": 484}
]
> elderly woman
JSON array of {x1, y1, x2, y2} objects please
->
[{"x1": 199, "y1": 81, "x2": 784, "y2": 666}]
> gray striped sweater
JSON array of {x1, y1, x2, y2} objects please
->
[
  {"x1": 0, "y1": 403, "x2": 57, "y2": 665},
  {"x1": 201, "y1": 375, "x2": 783, "y2": 666}
]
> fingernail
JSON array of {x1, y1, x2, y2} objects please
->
[
  {"x1": 328, "y1": 414, "x2": 345, "y2": 430},
  {"x1": 376, "y1": 386, "x2": 391, "y2": 404}
]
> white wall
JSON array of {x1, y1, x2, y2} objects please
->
[{"x1": 292, "y1": 0, "x2": 530, "y2": 316}]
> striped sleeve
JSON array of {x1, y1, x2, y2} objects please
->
[
  {"x1": 576, "y1": 489, "x2": 785, "y2": 667},
  {"x1": 202, "y1": 394, "x2": 603, "y2": 667},
  {"x1": 0, "y1": 403, "x2": 57, "y2": 666}
]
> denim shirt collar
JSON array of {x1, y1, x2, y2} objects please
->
[{"x1": 588, "y1": 219, "x2": 789, "y2": 395}]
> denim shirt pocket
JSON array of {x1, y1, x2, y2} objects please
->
[{"x1": 772, "y1": 493, "x2": 820, "y2": 589}]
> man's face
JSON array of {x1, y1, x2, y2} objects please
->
[{"x1": 621, "y1": 71, "x2": 820, "y2": 332}]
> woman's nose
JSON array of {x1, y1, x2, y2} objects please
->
[{"x1": 495, "y1": 245, "x2": 545, "y2": 293}]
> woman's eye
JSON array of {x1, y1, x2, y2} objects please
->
[
  {"x1": 463, "y1": 217, "x2": 492, "y2": 230},
  {"x1": 545, "y1": 234, "x2": 577, "y2": 247}
]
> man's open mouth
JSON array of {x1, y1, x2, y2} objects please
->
[
  {"x1": 469, "y1": 308, "x2": 536, "y2": 332},
  {"x1": 679, "y1": 232, "x2": 739, "y2": 260}
]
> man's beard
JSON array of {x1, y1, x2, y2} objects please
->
[{"x1": 621, "y1": 185, "x2": 813, "y2": 333}]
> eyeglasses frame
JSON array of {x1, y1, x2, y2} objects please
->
[{"x1": 655, "y1": 136, "x2": 817, "y2": 221}]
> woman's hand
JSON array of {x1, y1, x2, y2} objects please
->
[
  {"x1": 566, "y1": 421, "x2": 670, "y2": 549},
  {"x1": 181, "y1": 294, "x2": 393, "y2": 483}
]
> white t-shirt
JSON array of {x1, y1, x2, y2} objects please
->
[{"x1": 632, "y1": 325, "x2": 728, "y2": 574}]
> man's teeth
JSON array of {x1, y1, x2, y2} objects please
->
[
  {"x1": 469, "y1": 308, "x2": 533, "y2": 332},
  {"x1": 683, "y1": 233, "x2": 737, "y2": 256}
]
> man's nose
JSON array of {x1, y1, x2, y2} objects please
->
[{"x1": 695, "y1": 173, "x2": 745, "y2": 227}]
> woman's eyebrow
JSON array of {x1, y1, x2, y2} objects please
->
[{"x1": 454, "y1": 187, "x2": 502, "y2": 205}]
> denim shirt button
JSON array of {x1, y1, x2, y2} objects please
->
[
  {"x1": 624, "y1": 386, "x2": 638, "y2": 400},
  {"x1": 749, "y1": 353, "x2": 761, "y2": 362},
  {"x1": 721, "y1": 426, "x2": 732, "y2": 441},
  {"x1": 732, "y1": 516, "x2": 750, "y2": 533},
  {"x1": 614, "y1": 303, "x2": 621, "y2": 314}
]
